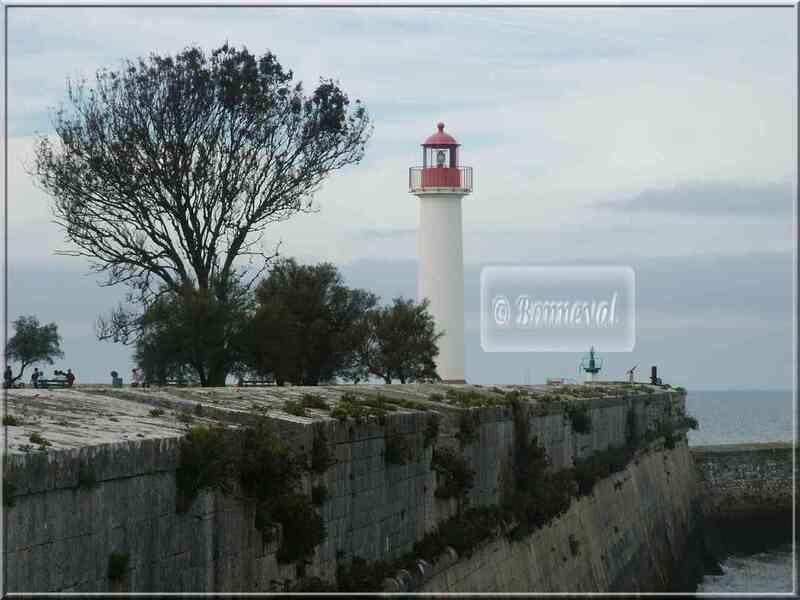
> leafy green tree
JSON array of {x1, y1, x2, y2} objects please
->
[
  {"x1": 246, "y1": 258, "x2": 377, "y2": 385},
  {"x1": 363, "y1": 298, "x2": 442, "y2": 384},
  {"x1": 5, "y1": 316, "x2": 64, "y2": 383},
  {"x1": 134, "y1": 278, "x2": 253, "y2": 386},
  {"x1": 33, "y1": 43, "x2": 372, "y2": 385}
]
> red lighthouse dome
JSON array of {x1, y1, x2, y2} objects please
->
[
  {"x1": 423, "y1": 122, "x2": 460, "y2": 147},
  {"x1": 409, "y1": 122, "x2": 473, "y2": 193}
]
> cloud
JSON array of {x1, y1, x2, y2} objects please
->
[
  {"x1": 600, "y1": 180, "x2": 794, "y2": 217},
  {"x1": 4, "y1": 7, "x2": 795, "y2": 389}
]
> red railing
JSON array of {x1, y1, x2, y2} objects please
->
[{"x1": 409, "y1": 166, "x2": 473, "y2": 193}]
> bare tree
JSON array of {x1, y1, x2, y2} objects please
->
[{"x1": 33, "y1": 44, "x2": 372, "y2": 384}]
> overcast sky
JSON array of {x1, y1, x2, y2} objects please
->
[{"x1": 4, "y1": 6, "x2": 796, "y2": 389}]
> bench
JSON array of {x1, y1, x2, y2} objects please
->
[
  {"x1": 37, "y1": 379, "x2": 70, "y2": 389},
  {"x1": 164, "y1": 379, "x2": 189, "y2": 387},
  {"x1": 239, "y1": 379, "x2": 274, "y2": 387}
]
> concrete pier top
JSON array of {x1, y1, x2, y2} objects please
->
[
  {"x1": 2, "y1": 382, "x2": 673, "y2": 455},
  {"x1": 691, "y1": 442, "x2": 793, "y2": 452}
]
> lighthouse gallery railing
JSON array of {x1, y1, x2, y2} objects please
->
[{"x1": 409, "y1": 166, "x2": 473, "y2": 193}]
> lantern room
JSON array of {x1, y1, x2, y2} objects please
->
[{"x1": 409, "y1": 122, "x2": 473, "y2": 193}]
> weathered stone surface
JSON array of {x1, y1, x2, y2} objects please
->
[
  {"x1": 691, "y1": 442, "x2": 793, "y2": 519},
  {"x1": 412, "y1": 441, "x2": 699, "y2": 593},
  {"x1": 2, "y1": 383, "x2": 687, "y2": 593}
]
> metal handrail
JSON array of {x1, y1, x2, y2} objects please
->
[{"x1": 409, "y1": 166, "x2": 473, "y2": 193}]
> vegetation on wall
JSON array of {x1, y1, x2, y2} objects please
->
[
  {"x1": 299, "y1": 391, "x2": 690, "y2": 590},
  {"x1": 310, "y1": 426, "x2": 336, "y2": 474},
  {"x1": 334, "y1": 505, "x2": 507, "y2": 592},
  {"x1": 331, "y1": 392, "x2": 394, "y2": 422},
  {"x1": 506, "y1": 401, "x2": 576, "y2": 539},
  {"x1": 77, "y1": 463, "x2": 98, "y2": 490},
  {"x1": 175, "y1": 424, "x2": 233, "y2": 513},
  {"x1": 175, "y1": 418, "x2": 326, "y2": 563},
  {"x1": 573, "y1": 445, "x2": 634, "y2": 496},
  {"x1": 444, "y1": 388, "x2": 512, "y2": 408},
  {"x1": 270, "y1": 493, "x2": 327, "y2": 563},
  {"x1": 384, "y1": 432, "x2": 411, "y2": 465},
  {"x1": 565, "y1": 404, "x2": 592, "y2": 434},
  {"x1": 28, "y1": 432, "x2": 51, "y2": 448},
  {"x1": 107, "y1": 551, "x2": 129, "y2": 581},
  {"x1": 455, "y1": 411, "x2": 479, "y2": 447},
  {"x1": 301, "y1": 393, "x2": 330, "y2": 411},
  {"x1": 423, "y1": 414, "x2": 440, "y2": 448},
  {"x1": 431, "y1": 447, "x2": 475, "y2": 501},
  {"x1": 283, "y1": 399, "x2": 308, "y2": 417},
  {"x1": 311, "y1": 484, "x2": 329, "y2": 506}
]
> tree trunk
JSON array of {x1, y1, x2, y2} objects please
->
[{"x1": 205, "y1": 363, "x2": 228, "y2": 387}]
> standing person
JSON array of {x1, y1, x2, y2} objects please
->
[
  {"x1": 3, "y1": 365, "x2": 12, "y2": 389},
  {"x1": 131, "y1": 368, "x2": 140, "y2": 388},
  {"x1": 31, "y1": 368, "x2": 40, "y2": 389},
  {"x1": 66, "y1": 369, "x2": 76, "y2": 387}
]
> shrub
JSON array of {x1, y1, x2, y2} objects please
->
[
  {"x1": 107, "y1": 551, "x2": 129, "y2": 581},
  {"x1": 254, "y1": 502, "x2": 278, "y2": 545},
  {"x1": 310, "y1": 427, "x2": 336, "y2": 473},
  {"x1": 428, "y1": 392, "x2": 444, "y2": 403},
  {"x1": 445, "y1": 388, "x2": 510, "y2": 408},
  {"x1": 194, "y1": 403, "x2": 204, "y2": 416},
  {"x1": 336, "y1": 556, "x2": 397, "y2": 592},
  {"x1": 455, "y1": 411, "x2": 479, "y2": 447},
  {"x1": 176, "y1": 408, "x2": 193, "y2": 425},
  {"x1": 148, "y1": 408, "x2": 165, "y2": 417},
  {"x1": 423, "y1": 415, "x2": 440, "y2": 448},
  {"x1": 573, "y1": 445, "x2": 633, "y2": 496},
  {"x1": 301, "y1": 393, "x2": 330, "y2": 411},
  {"x1": 78, "y1": 463, "x2": 98, "y2": 490},
  {"x1": 625, "y1": 408, "x2": 638, "y2": 447},
  {"x1": 675, "y1": 386, "x2": 687, "y2": 395},
  {"x1": 311, "y1": 484, "x2": 329, "y2": 506},
  {"x1": 387, "y1": 397, "x2": 429, "y2": 412},
  {"x1": 2, "y1": 415, "x2": 20, "y2": 426},
  {"x1": 431, "y1": 447, "x2": 474, "y2": 500},
  {"x1": 566, "y1": 404, "x2": 592, "y2": 434},
  {"x1": 272, "y1": 493, "x2": 326, "y2": 563},
  {"x1": 28, "y1": 432, "x2": 50, "y2": 447},
  {"x1": 238, "y1": 420, "x2": 303, "y2": 503},
  {"x1": 678, "y1": 415, "x2": 699, "y2": 430},
  {"x1": 283, "y1": 399, "x2": 307, "y2": 417},
  {"x1": 331, "y1": 393, "x2": 391, "y2": 422},
  {"x1": 175, "y1": 424, "x2": 233, "y2": 512},
  {"x1": 384, "y1": 432, "x2": 411, "y2": 465},
  {"x1": 430, "y1": 506, "x2": 505, "y2": 559}
]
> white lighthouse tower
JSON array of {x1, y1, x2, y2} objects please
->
[{"x1": 409, "y1": 123, "x2": 473, "y2": 383}]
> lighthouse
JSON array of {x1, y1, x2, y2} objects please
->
[{"x1": 409, "y1": 123, "x2": 473, "y2": 383}]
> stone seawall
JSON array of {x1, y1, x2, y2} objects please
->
[
  {"x1": 691, "y1": 442, "x2": 793, "y2": 559},
  {"x1": 409, "y1": 440, "x2": 698, "y2": 593},
  {"x1": 2, "y1": 383, "x2": 690, "y2": 593},
  {"x1": 691, "y1": 443, "x2": 793, "y2": 520}
]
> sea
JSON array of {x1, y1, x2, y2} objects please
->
[{"x1": 686, "y1": 390, "x2": 795, "y2": 595}]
